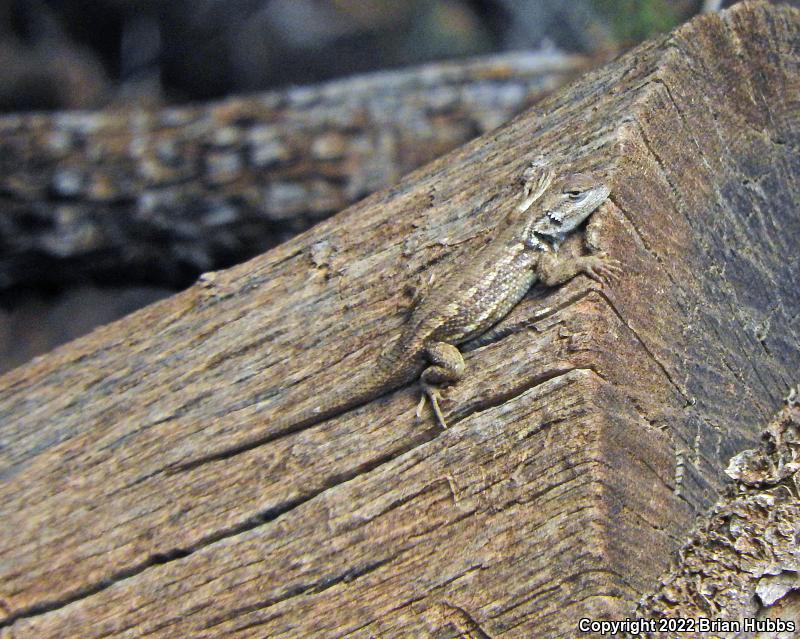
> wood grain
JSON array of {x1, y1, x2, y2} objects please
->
[{"x1": 0, "y1": 2, "x2": 798, "y2": 636}]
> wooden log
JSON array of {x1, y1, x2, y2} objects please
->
[
  {"x1": 0, "y1": 50, "x2": 592, "y2": 290},
  {"x1": 0, "y1": 2, "x2": 798, "y2": 636}
]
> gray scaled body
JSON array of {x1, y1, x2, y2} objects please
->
[{"x1": 281, "y1": 161, "x2": 620, "y2": 431}]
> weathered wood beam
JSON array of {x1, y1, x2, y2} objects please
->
[{"x1": 0, "y1": 2, "x2": 797, "y2": 637}]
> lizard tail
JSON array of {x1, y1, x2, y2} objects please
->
[
  {"x1": 273, "y1": 336, "x2": 429, "y2": 431},
  {"x1": 167, "y1": 371, "x2": 396, "y2": 474},
  {"x1": 167, "y1": 352, "x2": 420, "y2": 475},
  {"x1": 275, "y1": 370, "x2": 396, "y2": 433}
]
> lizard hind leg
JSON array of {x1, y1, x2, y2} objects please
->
[{"x1": 415, "y1": 342, "x2": 466, "y2": 429}]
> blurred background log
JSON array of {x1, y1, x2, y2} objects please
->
[{"x1": 0, "y1": 51, "x2": 594, "y2": 291}]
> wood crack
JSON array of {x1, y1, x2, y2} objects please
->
[
  {"x1": 448, "y1": 367, "x2": 580, "y2": 428},
  {"x1": 593, "y1": 288, "x2": 691, "y2": 406},
  {"x1": 203, "y1": 555, "x2": 400, "y2": 634},
  {"x1": 631, "y1": 118, "x2": 695, "y2": 230},
  {"x1": 0, "y1": 428, "x2": 439, "y2": 629},
  {"x1": 439, "y1": 602, "x2": 495, "y2": 639}
]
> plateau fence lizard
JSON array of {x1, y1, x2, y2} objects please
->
[{"x1": 280, "y1": 160, "x2": 620, "y2": 431}]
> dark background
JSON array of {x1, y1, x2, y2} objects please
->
[{"x1": 0, "y1": 0, "x2": 738, "y2": 113}]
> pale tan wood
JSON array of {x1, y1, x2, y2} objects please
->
[{"x1": 0, "y1": 2, "x2": 798, "y2": 637}]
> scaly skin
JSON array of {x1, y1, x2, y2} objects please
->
[{"x1": 280, "y1": 161, "x2": 621, "y2": 432}]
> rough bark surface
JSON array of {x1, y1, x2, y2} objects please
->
[
  {"x1": 637, "y1": 391, "x2": 800, "y2": 638},
  {"x1": 0, "y1": 2, "x2": 798, "y2": 637},
  {"x1": 0, "y1": 50, "x2": 591, "y2": 289}
]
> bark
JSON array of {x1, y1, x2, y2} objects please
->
[
  {"x1": 0, "y1": 2, "x2": 798, "y2": 637},
  {"x1": 637, "y1": 392, "x2": 800, "y2": 638},
  {"x1": 0, "y1": 50, "x2": 592, "y2": 289}
]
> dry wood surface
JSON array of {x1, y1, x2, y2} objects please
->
[{"x1": 0, "y1": 2, "x2": 798, "y2": 637}]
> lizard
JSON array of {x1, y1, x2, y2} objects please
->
[
  {"x1": 168, "y1": 161, "x2": 621, "y2": 473},
  {"x1": 278, "y1": 160, "x2": 621, "y2": 433}
]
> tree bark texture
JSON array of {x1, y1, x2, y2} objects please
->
[
  {"x1": 637, "y1": 392, "x2": 800, "y2": 638},
  {"x1": 0, "y1": 2, "x2": 798, "y2": 637}
]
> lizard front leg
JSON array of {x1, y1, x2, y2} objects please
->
[
  {"x1": 415, "y1": 342, "x2": 465, "y2": 429},
  {"x1": 536, "y1": 251, "x2": 622, "y2": 287}
]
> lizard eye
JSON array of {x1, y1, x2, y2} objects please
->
[{"x1": 566, "y1": 190, "x2": 584, "y2": 199}]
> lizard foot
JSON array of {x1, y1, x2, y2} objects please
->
[
  {"x1": 581, "y1": 255, "x2": 623, "y2": 285},
  {"x1": 416, "y1": 384, "x2": 449, "y2": 429}
]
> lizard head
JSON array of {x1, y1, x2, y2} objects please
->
[{"x1": 523, "y1": 171, "x2": 610, "y2": 248}]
